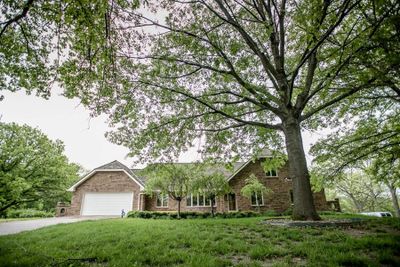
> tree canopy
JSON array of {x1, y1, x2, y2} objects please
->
[
  {"x1": 241, "y1": 174, "x2": 272, "y2": 212},
  {"x1": 0, "y1": 122, "x2": 79, "y2": 214},
  {"x1": 192, "y1": 167, "x2": 231, "y2": 216},
  {"x1": 144, "y1": 163, "x2": 197, "y2": 218}
]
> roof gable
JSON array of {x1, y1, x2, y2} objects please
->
[
  {"x1": 226, "y1": 156, "x2": 273, "y2": 182},
  {"x1": 135, "y1": 162, "x2": 246, "y2": 181},
  {"x1": 67, "y1": 160, "x2": 145, "y2": 191}
]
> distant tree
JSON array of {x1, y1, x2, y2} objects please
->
[
  {"x1": 312, "y1": 169, "x2": 393, "y2": 214},
  {"x1": 241, "y1": 174, "x2": 272, "y2": 213},
  {"x1": 309, "y1": 1, "x2": 400, "y2": 215},
  {"x1": 144, "y1": 164, "x2": 196, "y2": 218},
  {"x1": 311, "y1": 115, "x2": 399, "y2": 215},
  {"x1": 0, "y1": 122, "x2": 79, "y2": 215},
  {"x1": 368, "y1": 153, "x2": 400, "y2": 217},
  {"x1": 192, "y1": 168, "x2": 231, "y2": 216}
]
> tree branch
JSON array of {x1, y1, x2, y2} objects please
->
[
  {"x1": 300, "y1": 78, "x2": 376, "y2": 121},
  {"x1": 0, "y1": 0, "x2": 35, "y2": 39}
]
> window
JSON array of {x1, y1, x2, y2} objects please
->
[
  {"x1": 156, "y1": 193, "x2": 168, "y2": 207},
  {"x1": 251, "y1": 192, "x2": 264, "y2": 206},
  {"x1": 266, "y1": 169, "x2": 278, "y2": 177},
  {"x1": 186, "y1": 194, "x2": 214, "y2": 207}
]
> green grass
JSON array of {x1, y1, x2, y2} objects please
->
[{"x1": 0, "y1": 216, "x2": 399, "y2": 267}]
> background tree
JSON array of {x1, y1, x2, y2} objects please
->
[
  {"x1": 241, "y1": 174, "x2": 272, "y2": 213},
  {"x1": 319, "y1": 171, "x2": 393, "y2": 213},
  {"x1": 311, "y1": 94, "x2": 399, "y2": 215},
  {"x1": 0, "y1": 122, "x2": 79, "y2": 215},
  {"x1": 309, "y1": 0, "x2": 399, "y2": 214},
  {"x1": 192, "y1": 168, "x2": 231, "y2": 216},
  {"x1": 368, "y1": 153, "x2": 400, "y2": 217},
  {"x1": 144, "y1": 164, "x2": 196, "y2": 218}
]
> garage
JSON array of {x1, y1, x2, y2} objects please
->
[{"x1": 81, "y1": 192, "x2": 134, "y2": 216}]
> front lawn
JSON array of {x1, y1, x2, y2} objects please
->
[{"x1": 0, "y1": 216, "x2": 399, "y2": 267}]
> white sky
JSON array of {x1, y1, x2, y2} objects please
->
[
  {"x1": 0, "y1": 89, "x2": 323, "y2": 171},
  {"x1": 0, "y1": 89, "x2": 201, "y2": 170}
]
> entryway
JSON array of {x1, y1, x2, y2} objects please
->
[{"x1": 228, "y1": 193, "x2": 237, "y2": 211}]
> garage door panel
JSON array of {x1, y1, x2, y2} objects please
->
[{"x1": 81, "y1": 192, "x2": 133, "y2": 216}]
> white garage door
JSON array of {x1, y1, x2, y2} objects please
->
[{"x1": 81, "y1": 192, "x2": 133, "y2": 216}]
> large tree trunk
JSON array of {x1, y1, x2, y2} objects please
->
[
  {"x1": 283, "y1": 117, "x2": 320, "y2": 221},
  {"x1": 387, "y1": 183, "x2": 400, "y2": 217}
]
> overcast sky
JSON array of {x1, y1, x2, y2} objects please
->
[
  {"x1": 0, "y1": 89, "x2": 202, "y2": 170},
  {"x1": 0, "y1": 89, "x2": 323, "y2": 171}
]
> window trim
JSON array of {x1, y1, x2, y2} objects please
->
[
  {"x1": 251, "y1": 192, "x2": 264, "y2": 206},
  {"x1": 156, "y1": 193, "x2": 169, "y2": 208},
  {"x1": 265, "y1": 169, "x2": 278, "y2": 177}
]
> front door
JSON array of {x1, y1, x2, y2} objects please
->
[{"x1": 228, "y1": 193, "x2": 236, "y2": 211}]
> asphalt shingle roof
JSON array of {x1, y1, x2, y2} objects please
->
[
  {"x1": 127, "y1": 162, "x2": 246, "y2": 184},
  {"x1": 94, "y1": 160, "x2": 145, "y2": 187}
]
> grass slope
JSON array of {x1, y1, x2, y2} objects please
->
[{"x1": 0, "y1": 216, "x2": 399, "y2": 267}]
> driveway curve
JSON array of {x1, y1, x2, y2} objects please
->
[{"x1": 0, "y1": 216, "x2": 116, "y2": 236}]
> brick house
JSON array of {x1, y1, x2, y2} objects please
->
[{"x1": 63, "y1": 156, "x2": 332, "y2": 216}]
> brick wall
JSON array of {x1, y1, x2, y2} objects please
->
[
  {"x1": 69, "y1": 161, "x2": 330, "y2": 215},
  {"x1": 221, "y1": 159, "x2": 329, "y2": 213},
  {"x1": 69, "y1": 171, "x2": 141, "y2": 216},
  {"x1": 142, "y1": 159, "x2": 330, "y2": 213}
]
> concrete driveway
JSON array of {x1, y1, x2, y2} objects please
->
[{"x1": 0, "y1": 216, "x2": 116, "y2": 236}]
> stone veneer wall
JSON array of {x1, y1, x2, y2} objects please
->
[{"x1": 68, "y1": 171, "x2": 141, "y2": 216}]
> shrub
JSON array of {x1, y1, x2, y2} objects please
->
[
  {"x1": 7, "y1": 209, "x2": 54, "y2": 218},
  {"x1": 282, "y1": 207, "x2": 293, "y2": 216},
  {"x1": 127, "y1": 210, "x2": 265, "y2": 219},
  {"x1": 318, "y1": 211, "x2": 343, "y2": 215},
  {"x1": 262, "y1": 210, "x2": 280, "y2": 217}
]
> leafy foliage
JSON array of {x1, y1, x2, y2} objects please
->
[
  {"x1": 192, "y1": 167, "x2": 231, "y2": 215},
  {"x1": 241, "y1": 174, "x2": 272, "y2": 212},
  {"x1": 313, "y1": 169, "x2": 395, "y2": 214},
  {"x1": 144, "y1": 163, "x2": 199, "y2": 217},
  {"x1": 6, "y1": 209, "x2": 54, "y2": 218},
  {"x1": 0, "y1": 122, "x2": 79, "y2": 214},
  {"x1": 0, "y1": 0, "x2": 138, "y2": 100},
  {"x1": 127, "y1": 210, "x2": 260, "y2": 219}
]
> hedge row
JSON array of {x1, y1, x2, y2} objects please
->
[
  {"x1": 6, "y1": 209, "x2": 54, "y2": 218},
  {"x1": 127, "y1": 210, "x2": 280, "y2": 219}
]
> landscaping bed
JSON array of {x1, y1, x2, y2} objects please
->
[
  {"x1": 262, "y1": 218, "x2": 365, "y2": 228},
  {"x1": 127, "y1": 210, "x2": 276, "y2": 219}
]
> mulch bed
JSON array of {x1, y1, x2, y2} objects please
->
[{"x1": 261, "y1": 218, "x2": 365, "y2": 228}]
